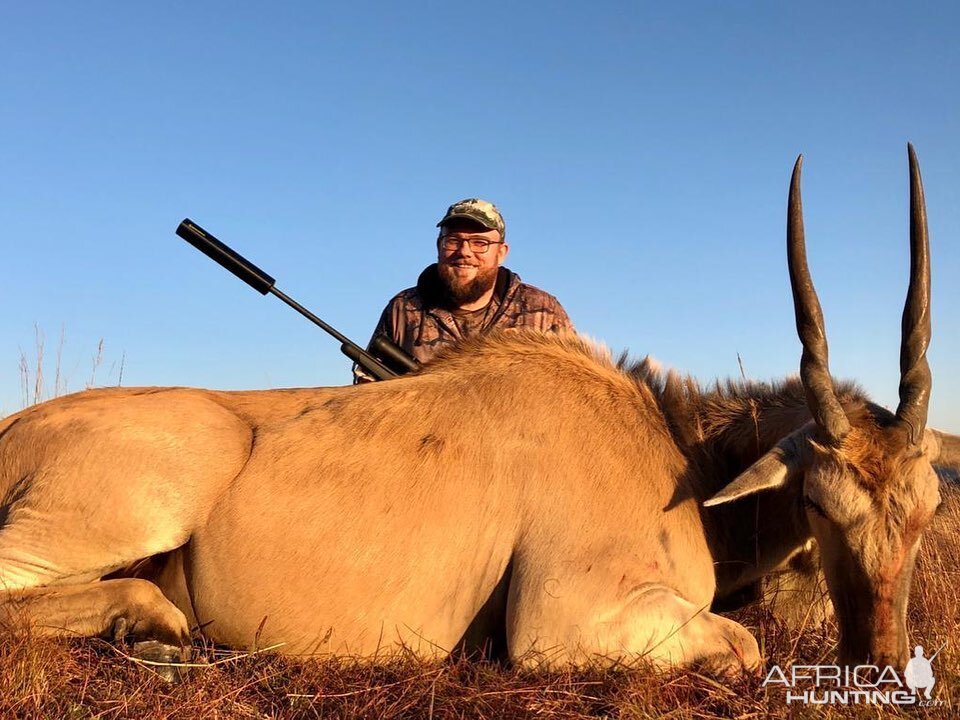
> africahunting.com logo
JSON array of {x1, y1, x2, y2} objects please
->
[{"x1": 762, "y1": 643, "x2": 946, "y2": 707}]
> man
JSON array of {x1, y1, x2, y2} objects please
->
[
  {"x1": 905, "y1": 645, "x2": 937, "y2": 700},
  {"x1": 356, "y1": 198, "x2": 572, "y2": 380}
]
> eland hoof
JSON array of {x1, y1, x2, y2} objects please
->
[{"x1": 132, "y1": 640, "x2": 192, "y2": 683}]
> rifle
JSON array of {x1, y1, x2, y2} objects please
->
[
  {"x1": 928, "y1": 641, "x2": 947, "y2": 662},
  {"x1": 174, "y1": 219, "x2": 418, "y2": 382}
]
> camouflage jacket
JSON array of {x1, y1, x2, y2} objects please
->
[{"x1": 356, "y1": 264, "x2": 572, "y2": 380}]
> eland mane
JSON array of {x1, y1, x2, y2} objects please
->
[{"x1": 419, "y1": 329, "x2": 895, "y2": 495}]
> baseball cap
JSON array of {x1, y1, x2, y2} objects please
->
[{"x1": 436, "y1": 198, "x2": 505, "y2": 238}]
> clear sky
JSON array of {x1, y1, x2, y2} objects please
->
[{"x1": 2, "y1": 2, "x2": 958, "y2": 429}]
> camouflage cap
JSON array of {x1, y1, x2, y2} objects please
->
[{"x1": 436, "y1": 198, "x2": 505, "y2": 238}]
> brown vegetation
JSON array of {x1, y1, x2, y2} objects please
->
[{"x1": 14, "y1": 326, "x2": 120, "y2": 409}]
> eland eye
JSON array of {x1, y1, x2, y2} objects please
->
[{"x1": 803, "y1": 496, "x2": 829, "y2": 519}]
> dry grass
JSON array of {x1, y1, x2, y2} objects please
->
[
  {"x1": 1, "y1": 614, "x2": 952, "y2": 720},
  {"x1": 0, "y1": 632, "x2": 782, "y2": 719},
  {"x1": 3, "y1": 487, "x2": 958, "y2": 720},
  {"x1": 14, "y1": 326, "x2": 120, "y2": 410}
]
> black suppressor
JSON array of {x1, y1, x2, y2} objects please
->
[{"x1": 175, "y1": 219, "x2": 416, "y2": 382}]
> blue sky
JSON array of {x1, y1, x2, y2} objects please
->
[{"x1": 2, "y1": 2, "x2": 957, "y2": 429}]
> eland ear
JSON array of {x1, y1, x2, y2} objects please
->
[
  {"x1": 926, "y1": 429, "x2": 960, "y2": 472},
  {"x1": 704, "y1": 426, "x2": 810, "y2": 507}
]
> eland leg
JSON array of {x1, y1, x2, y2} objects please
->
[
  {"x1": 0, "y1": 388, "x2": 255, "y2": 664},
  {"x1": 606, "y1": 584, "x2": 761, "y2": 675},
  {"x1": 0, "y1": 578, "x2": 191, "y2": 652},
  {"x1": 509, "y1": 583, "x2": 760, "y2": 674},
  {"x1": 0, "y1": 520, "x2": 194, "y2": 660}
]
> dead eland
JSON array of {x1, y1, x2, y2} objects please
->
[{"x1": 1, "y1": 146, "x2": 958, "y2": 676}]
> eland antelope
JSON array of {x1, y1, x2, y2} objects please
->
[{"x1": 0, "y1": 146, "x2": 957, "y2": 674}]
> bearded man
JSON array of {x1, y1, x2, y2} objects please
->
[{"x1": 356, "y1": 198, "x2": 572, "y2": 381}]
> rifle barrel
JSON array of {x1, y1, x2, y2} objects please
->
[{"x1": 175, "y1": 219, "x2": 396, "y2": 381}]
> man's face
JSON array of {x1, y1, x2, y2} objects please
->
[{"x1": 436, "y1": 222, "x2": 508, "y2": 306}]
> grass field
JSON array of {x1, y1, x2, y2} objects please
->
[{"x1": 2, "y1": 472, "x2": 958, "y2": 719}]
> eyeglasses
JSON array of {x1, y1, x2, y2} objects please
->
[{"x1": 440, "y1": 237, "x2": 504, "y2": 254}]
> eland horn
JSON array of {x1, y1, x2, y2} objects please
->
[
  {"x1": 787, "y1": 155, "x2": 851, "y2": 446},
  {"x1": 895, "y1": 143, "x2": 932, "y2": 444}
]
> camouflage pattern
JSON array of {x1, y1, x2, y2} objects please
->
[
  {"x1": 356, "y1": 265, "x2": 572, "y2": 380},
  {"x1": 437, "y1": 198, "x2": 506, "y2": 239}
]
